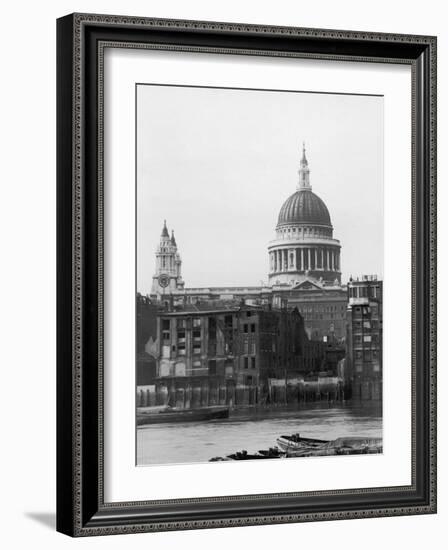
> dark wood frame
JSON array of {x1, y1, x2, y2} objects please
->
[{"x1": 57, "y1": 13, "x2": 437, "y2": 537}]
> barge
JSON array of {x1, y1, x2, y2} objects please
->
[{"x1": 137, "y1": 405, "x2": 230, "y2": 426}]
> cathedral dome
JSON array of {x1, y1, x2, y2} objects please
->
[
  {"x1": 277, "y1": 189, "x2": 332, "y2": 228},
  {"x1": 268, "y1": 144, "x2": 341, "y2": 287}
]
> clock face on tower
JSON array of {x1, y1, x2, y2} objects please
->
[{"x1": 158, "y1": 273, "x2": 170, "y2": 288}]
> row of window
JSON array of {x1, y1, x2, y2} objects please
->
[
  {"x1": 353, "y1": 334, "x2": 380, "y2": 343},
  {"x1": 162, "y1": 317, "x2": 254, "y2": 344},
  {"x1": 353, "y1": 305, "x2": 378, "y2": 315},
  {"x1": 278, "y1": 226, "x2": 331, "y2": 237},
  {"x1": 355, "y1": 349, "x2": 380, "y2": 360},
  {"x1": 243, "y1": 340, "x2": 256, "y2": 355},
  {"x1": 162, "y1": 318, "x2": 202, "y2": 331},
  {"x1": 243, "y1": 356, "x2": 257, "y2": 369},
  {"x1": 300, "y1": 305, "x2": 345, "y2": 313},
  {"x1": 355, "y1": 362, "x2": 381, "y2": 372},
  {"x1": 349, "y1": 285, "x2": 381, "y2": 299},
  {"x1": 302, "y1": 313, "x2": 339, "y2": 320},
  {"x1": 353, "y1": 320, "x2": 380, "y2": 330}
]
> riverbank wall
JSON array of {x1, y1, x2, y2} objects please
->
[{"x1": 137, "y1": 374, "x2": 351, "y2": 409}]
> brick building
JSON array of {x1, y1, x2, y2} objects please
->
[
  {"x1": 154, "y1": 302, "x2": 324, "y2": 408},
  {"x1": 346, "y1": 276, "x2": 383, "y2": 400},
  {"x1": 136, "y1": 293, "x2": 160, "y2": 385}
]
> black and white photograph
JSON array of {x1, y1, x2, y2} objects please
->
[
  {"x1": 136, "y1": 84, "x2": 384, "y2": 466},
  {"x1": 0, "y1": 0, "x2": 441, "y2": 545}
]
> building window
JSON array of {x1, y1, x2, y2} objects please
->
[
  {"x1": 244, "y1": 357, "x2": 249, "y2": 369},
  {"x1": 193, "y1": 344, "x2": 201, "y2": 354},
  {"x1": 225, "y1": 360, "x2": 234, "y2": 378},
  {"x1": 162, "y1": 331, "x2": 170, "y2": 342},
  {"x1": 193, "y1": 329, "x2": 201, "y2": 339},
  {"x1": 177, "y1": 330, "x2": 186, "y2": 341},
  {"x1": 162, "y1": 319, "x2": 170, "y2": 330},
  {"x1": 251, "y1": 357, "x2": 256, "y2": 369},
  {"x1": 363, "y1": 335, "x2": 372, "y2": 343},
  {"x1": 208, "y1": 360, "x2": 216, "y2": 375},
  {"x1": 251, "y1": 324, "x2": 256, "y2": 333},
  {"x1": 193, "y1": 318, "x2": 201, "y2": 327},
  {"x1": 243, "y1": 324, "x2": 248, "y2": 334},
  {"x1": 208, "y1": 317, "x2": 216, "y2": 340},
  {"x1": 178, "y1": 343, "x2": 186, "y2": 355}
]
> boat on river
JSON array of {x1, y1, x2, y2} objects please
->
[
  {"x1": 327, "y1": 436, "x2": 383, "y2": 455},
  {"x1": 208, "y1": 433, "x2": 382, "y2": 461},
  {"x1": 210, "y1": 447, "x2": 284, "y2": 461},
  {"x1": 283, "y1": 436, "x2": 383, "y2": 457},
  {"x1": 276, "y1": 433, "x2": 329, "y2": 453},
  {"x1": 137, "y1": 405, "x2": 229, "y2": 426}
]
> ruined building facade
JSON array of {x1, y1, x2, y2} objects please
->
[{"x1": 153, "y1": 303, "x2": 324, "y2": 408}]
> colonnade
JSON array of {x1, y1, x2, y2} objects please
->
[{"x1": 269, "y1": 247, "x2": 340, "y2": 273}]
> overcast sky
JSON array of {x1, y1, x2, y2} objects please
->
[{"x1": 137, "y1": 84, "x2": 383, "y2": 294}]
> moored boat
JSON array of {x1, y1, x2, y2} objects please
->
[
  {"x1": 210, "y1": 447, "x2": 284, "y2": 461},
  {"x1": 137, "y1": 405, "x2": 229, "y2": 425},
  {"x1": 209, "y1": 434, "x2": 383, "y2": 461},
  {"x1": 276, "y1": 433, "x2": 329, "y2": 453},
  {"x1": 326, "y1": 436, "x2": 383, "y2": 455}
]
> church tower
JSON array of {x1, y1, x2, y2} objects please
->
[{"x1": 150, "y1": 220, "x2": 184, "y2": 297}]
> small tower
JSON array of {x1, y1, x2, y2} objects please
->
[{"x1": 150, "y1": 220, "x2": 184, "y2": 297}]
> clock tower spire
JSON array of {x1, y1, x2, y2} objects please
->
[{"x1": 150, "y1": 220, "x2": 184, "y2": 297}]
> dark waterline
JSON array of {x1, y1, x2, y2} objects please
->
[{"x1": 137, "y1": 401, "x2": 382, "y2": 466}]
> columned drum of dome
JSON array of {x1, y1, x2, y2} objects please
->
[{"x1": 268, "y1": 145, "x2": 341, "y2": 285}]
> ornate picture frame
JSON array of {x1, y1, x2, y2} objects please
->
[{"x1": 56, "y1": 13, "x2": 436, "y2": 536}]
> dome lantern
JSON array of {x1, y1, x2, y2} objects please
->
[{"x1": 298, "y1": 142, "x2": 311, "y2": 190}]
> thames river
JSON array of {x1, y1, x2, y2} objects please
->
[{"x1": 137, "y1": 402, "x2": 382, "y2": 465}]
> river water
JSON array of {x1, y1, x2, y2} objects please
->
[{"x1": 137, "y1": 402, "x2": 382, "y2": 466}]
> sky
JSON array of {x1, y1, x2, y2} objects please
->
[{"x1": 137, "y1": 84, "x2": 383, "y2": 294}]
